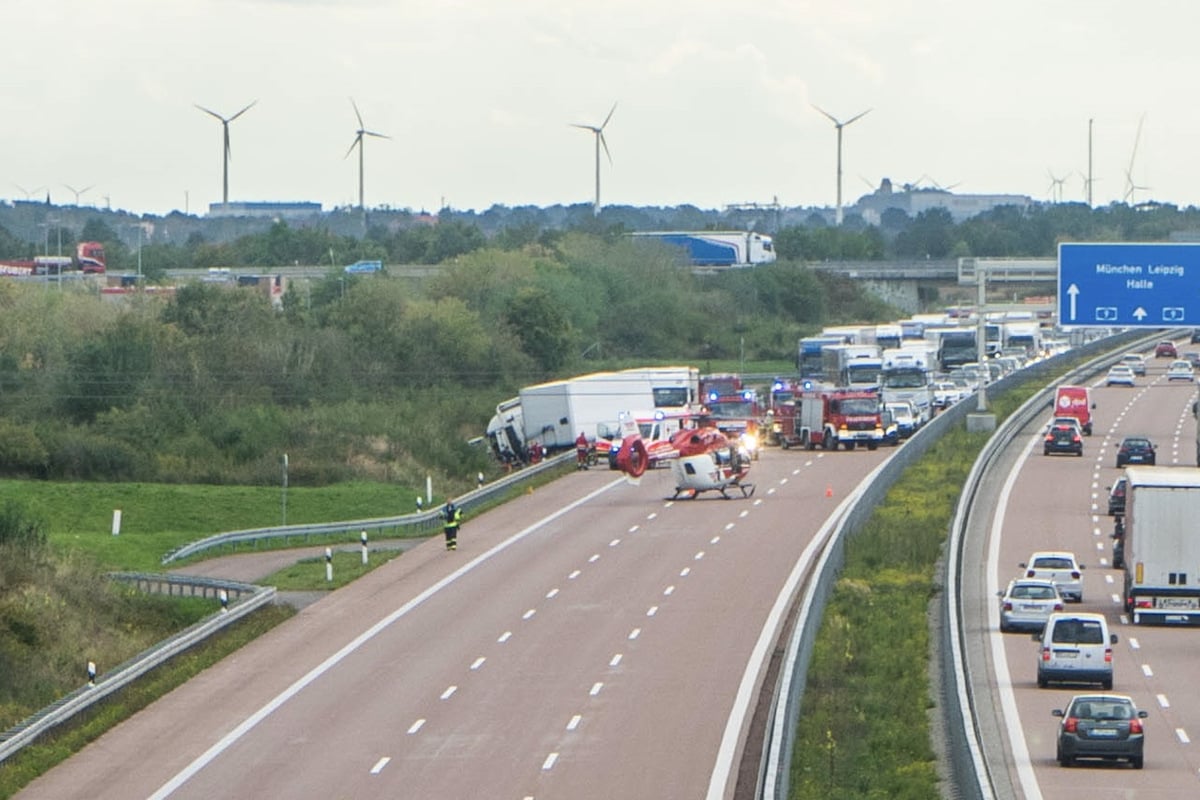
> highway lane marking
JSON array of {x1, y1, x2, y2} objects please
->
[
  {"x1": 739, "y1": 510, "x2": 749, "y2": 518},
  {"x1": 146, "y1": 476, "x2": 628, "y2": 800},
  {"x1": 568, "y1": 569, "x2": 581, "y2": 579},
  {"x1": 1177, "y1": 728, "x2": 1191, "y2": 745},
  {"x1": 542, "y1": 752, "x2": 559, "y2": 770},
  {"x1": 1104, "y1": 573, "x2": 1114, "y2": 584},
  {"x1": 590, "y1": 682, "x2": 604, "y2": 696},
  {"x1": 609, "y1": 538, "x2": 621, "y2": 547},
  {"x1": 1142, "y1": 664, "x2": 1154, "y2": 678},
  {"x1": 753, "y1": 498, "x2": 764, "y2": 506},
  {"x1": 647, "y1": 606, "x2": 658, "y2": 616},
  {"x1": 779, "y1": 478, "x2": 788, "y2": 485},
  {"x1": 694, "y1": 551, "x2": 706, "y2": 560},
  {"x1": 588, "y1": 553, "x2": 600, "y2": 563},
  {"x1": 628, "y1": 525, "x2": 639, "y2": 533},
  {"x1": 663, "y1": 585, "x2": 675, "y2": 595},
  {"x1": 1157, "y1": 693, "x2": 1169, "y2": 707},
  {"x1": 407, "y1": 719, "x2": 425, "y2": 734},
  {"x1": 680, "y1": 567, "x2": 691, "y2": 576},
  {"x1": 1129, "y1": 637, "x2": 1140, "y2": 649},
  {"x1": 566, "y1": 714, "x2": 582, "y2": 731},
  {"x1": 647, "y1": 512, "x2": 658, "y2": 520},
  {"x1": 470, "y1": 657, "x2": 485, "y2": 670},
  {"x1": 710, "y1": 536, "x2": 721, "y2": 544},
  {"x1": 610, "y1": 654, "x2": 622, "y2": 667},
  {"x1": 498, "y1": 631, "x2": 513, "y2": 643},
  {"x1": 724, "y1": 522, "x2": 735, "y2": 531},
  {"x1": 766, "y1": 487, "x2": 777, "y2": 495},
  {"x1": 370, "y1": 756, "x2": 390, "y2": 774},
  {"x1": 546, "y1": 588, "x2": 559, "y2": 599},
  {"x1": 523, "y1": 609, "x2": 536, "y2": 620},
  {"x1": 441, "y1": 685, "x2": 458, "y2": 700},
  {"x1": 628, "y1": 628, "x2": 641, "y2": 640},
  {"x1": 1110, "y1": 594, "x2": 1122, "y2": 605}
]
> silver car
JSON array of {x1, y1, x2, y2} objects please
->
[{"x1": 998, "y1": 579, "x2": 1064, "y2": 632}]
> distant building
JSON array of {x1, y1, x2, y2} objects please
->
[
  {"x1": 207, "y1": 201, "x2": 323, "y2": 220},
  {"x1": 855, "y1": 178, "x2": 1032, "y2": 224}
]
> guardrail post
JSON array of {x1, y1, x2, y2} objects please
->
[
  {"x1": 360, "y1": 529, "x2": 368, "y2": 566},
  {"x1": 325, "y1": 547, "x2": 333, "y2": 583}
]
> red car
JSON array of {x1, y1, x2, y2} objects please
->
[{"x1": 1155, "y1": 341, "x2": 1178, "y2": 358}]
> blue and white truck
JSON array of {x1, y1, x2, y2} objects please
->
[{"x1": 628, "y1": 231, "x2": 776, "y2": 267}]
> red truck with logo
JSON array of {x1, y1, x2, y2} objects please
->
[
  {"x1": 1054, "y1": 385, "x2": 1094, "y2": 435},
  {"x1": 769, "y1": 381, "x2": 884, "y2": 451},
  {"x1": 0, "y1": 241, "x2": 106, "y2": 276}
]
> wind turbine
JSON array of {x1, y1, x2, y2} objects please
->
[
  {"x1": 1046, "y1": 171, "x2": 1068, "y2": 203},
  {"x1": 345, "y1": 98, "x2": 390, "y2": 212},
  {"x1": 571, "y1": 103, "x2": 616, "y2": 217},
  {"x1": 812, "y1": 105, "x2": 871, "y2": 226},
  {"x1": 1123, "y1": 114, "x2": 1149, "y2": 204},
  {"x1": 195, "y1": 100, "x2": 257, "y2": 206},
  {"x1": 13, "y1": 184, "x2": 43, "y2": 201},
  {"x1": 63, "y1": 184, "x2": 93, "y2": 206}
]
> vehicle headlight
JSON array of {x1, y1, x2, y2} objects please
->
[{"x1": 740, "y1": 432, "x2": 758, "y2": 451}]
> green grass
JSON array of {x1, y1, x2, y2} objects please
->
[
  {"x1": 0, "y1": 479, "x2": 431, "y2": 572},
  {"x1": 261, "y1": 548, "x2": 404, "y2": 591},
  {"x1": 0, "y1": 604, "x2": 294, "y2": 800}
]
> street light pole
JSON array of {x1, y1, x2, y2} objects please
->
[{"x1": 281, "y1": 453, "x2": 289, "y2": 526}]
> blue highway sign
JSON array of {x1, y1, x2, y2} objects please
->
[{"x1": 1059, "y1": 242, "x2": 1200, "y2": 327}]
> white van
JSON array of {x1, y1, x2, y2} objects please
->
[{"x1": 1034, "y1": 612, "x2": 1116, "y2": 689}]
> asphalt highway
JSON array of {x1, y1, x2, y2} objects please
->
[
  {"x1": 17, "y1": 445, "x2": 888, "y2": 799},
  {"x1": 974, "y1": 343, "x2": 1200, "y2": 798}
]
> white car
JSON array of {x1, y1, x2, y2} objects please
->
[
  {"x1": 1105, "y1": 364, "x2": 1136, "y2": 386},
  {"x1": 1021, "y1": 551, "x2": 1085, "y2": 603},
  {"x1": 998, "y1": 579, "x2": 1064, "y2": 633},
  {"x1": 1120, "y1": 353, "x2": 1146, "y2": 376},
  {"x1": 1166, "y1": 359, "x2": 1195, "y2": 382}
]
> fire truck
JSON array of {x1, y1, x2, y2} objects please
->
[
  {"x1": 700, "y1": 386, "x2": 763, "y2": 459},
  {"x1": 768, "y1": 381, "x2": 884, "y2": 451}
]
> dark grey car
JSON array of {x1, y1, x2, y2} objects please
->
[{"x1": 1053, "y1": 694, "x2": 1146, "y2": 768}]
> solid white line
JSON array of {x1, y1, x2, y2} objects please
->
[
  {"x1": 987, "y1": 430, "x2": 1045, "y2": 800},
  {"x1": 370, "y1": 756, "x2": 390, "y2": 774},
  {"x1": 146, "y1": 477, "x2": 627, "y2": 800}
]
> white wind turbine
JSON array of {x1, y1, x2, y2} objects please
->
[
  {"x1": 571, "y1": 103, "x2": 617, "y2": 217},
  {"x1": 345, "y1": 98, "x2": 390, "y2": 212},
  {"x1": 63, "y1": 184, "x2": 94, "y2": 206},
  {"x1": 195, "y1": 100, "x2": 257, "y2": 206},
  {"x1": 1123, "y1": 114, "x2": 1150, "y2": 204},
  {"x1": 812, "y1": 104, "x2": 871, "y2": 225},
  {"x1": 1046, "y1": 171, "x2": 1068, "y2": 203}
]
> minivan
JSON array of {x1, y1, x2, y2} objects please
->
[{"x1": 1034, "y1": 612, "x2": 1116, "y2": 689}]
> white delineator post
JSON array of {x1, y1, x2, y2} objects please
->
[
  {"x1": 325, "y1": 547, "x2": 333, "y2": 582},
  {"x1": 360, "y1": 530, "x2": 369, "y2": 566}
]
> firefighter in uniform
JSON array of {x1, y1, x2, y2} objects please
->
[
  {"x1": 575, "y1": 431, "x2": 590, "y2": 470},
  {"x1": 442, "y1": 502, "x2": 463, "y2": 551}
]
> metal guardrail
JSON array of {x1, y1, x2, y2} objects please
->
[
  {"x1": 161, "y1": 451, "x2": 574, "y2": 564},
  {"x1": 1, "y1": 452, "x2": 572, "y2": 766},
  {"x1": 0, "y1": 575, "x2": 275, "y2": 764},
  {"x1": 756, "y1": 329, "x2": 1155, "y2": 798}
]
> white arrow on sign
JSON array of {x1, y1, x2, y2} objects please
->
[
  {"x1": 1067, "y1": 284, "x2": 1079, "y2": 321},
  {"x1": 1133, "y1": 307, "x2": 1148, "y2": 321}
]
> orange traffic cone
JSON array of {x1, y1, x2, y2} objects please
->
[{"x1": 825, "y1": 484, "x2": 833, "y2": 498}]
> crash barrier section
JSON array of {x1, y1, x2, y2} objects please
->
[
  {"x1": 161, "y1": 451, "x2": 574, "y2": 564},
  {"x1": 1, "y1": 452, "x2": 571, "y2": 765},
  {"x1": 757, "y1": 328, "x2": 1158, "y2": 800},
  {"x1": 0, "y1": 574, "x2": 274, "y2": 764}
]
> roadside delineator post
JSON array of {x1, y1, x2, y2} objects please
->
[
  {"x1": 361, "y1": 529, "x2": 369, "y2": 566},
  {"x1": 87, "y1": 661, "x2": 96, "y2": 687},
  {"x1": 325, "y1": 547, "x2": 333, "y2": 583}
]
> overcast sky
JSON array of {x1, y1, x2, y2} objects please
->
[{"x1": 4, "y1": 1, "x2": 1195, "y2": 217}]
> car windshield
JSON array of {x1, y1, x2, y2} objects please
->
[{"x1": 1033, "y1": 557, "x2": 1074, "y2": 570}]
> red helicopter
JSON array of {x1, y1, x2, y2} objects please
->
[{"x1": 614, "y1": 423, "x2": 755, "y2": 500}]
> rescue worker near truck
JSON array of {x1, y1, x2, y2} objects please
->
[
  {"x1": 575, "y1": 432, "x2": 590, "y2": 470},
  {"x1": 442, "y1": 502, "x2": 463, "y2": 551}
]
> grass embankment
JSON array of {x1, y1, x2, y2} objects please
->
[{"x1": 787, "y1": 377, "x2": 1056, "y2": 799}]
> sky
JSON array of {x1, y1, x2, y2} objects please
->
[{"x1": 3, "y1": 1, "x2": 1197, "y2": 218}]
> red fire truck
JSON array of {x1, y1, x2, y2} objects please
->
[{"x1": 768, "y1": 380, "x2": 884, "y2": 451}]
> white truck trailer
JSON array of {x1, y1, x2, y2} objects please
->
[{"x1": 1122, "y1": 466, "x2": 1200, "y2": 625}]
